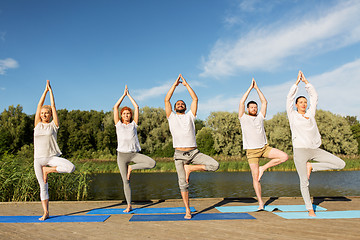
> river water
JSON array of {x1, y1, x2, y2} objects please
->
[{"x1": 88, "y1": 171, "x2": 360, "y2": 201}]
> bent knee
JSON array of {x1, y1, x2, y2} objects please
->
[
  {"x1": 338, "y1": 160, "x2": 346, "y2": 170},
  {"x1": 206, "y1": 161, "x2": 219, "y2": 172},
  {"x1": 281, "y1": 154, "x2": 289, "y2": 163}
]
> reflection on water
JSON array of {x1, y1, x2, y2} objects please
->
[{"x1": 88, "y1": 171, "x2": 360, "y2": 201}]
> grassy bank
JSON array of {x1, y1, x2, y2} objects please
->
[{"x1": 75, "y1": 155, "x2": 360, "y2": 173}]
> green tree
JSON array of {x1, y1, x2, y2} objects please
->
[
  {"x1": 316, "y1": 110, "x2": 358, "y2": 155},
  {"x1": 207, "y1": 111, "x2": 242, "y2": 156},
  {"x1": 264, "y1": 112, "x2": 292, "y2": 154},
  {"x1": 196, "y1": 127, "x2": 216, "y2": 155},
  {"x1": 0, "y1": 105, "x2": 33, "y2": 155},
  {"x1": 344, "y1": 116, "x2": 360, "y2": 154}
]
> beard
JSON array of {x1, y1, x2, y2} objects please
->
[{"x1": 175, "y1": 108, "x2": 186, "y2": 114}]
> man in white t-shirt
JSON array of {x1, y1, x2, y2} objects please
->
[
  {"x1": 165, "y1": 74, "x2": 219, "y2": 219},
  {"x1": 239, "y1": 78, "x2": 288, "y2": 210}
]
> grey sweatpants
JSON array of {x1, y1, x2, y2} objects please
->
[
  {"x1": 174, "y1": 149, "x2": 219, "y2": 192},
  {"x1": 117, "y1": 152, "x2": 156, "y2": 205},
  {"x1": 293, "y1": 148, "x2": 345, "y2": 210}
]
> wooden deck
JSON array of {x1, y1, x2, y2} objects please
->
[{"x1": 1, "y1": 196, "x2": 359, "y2": 240}]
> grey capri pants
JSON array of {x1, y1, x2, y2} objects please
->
[
  {"x1": 293, "y1": 148, "x2": 345, "y2": 210},
  {"x1": 117, "y1": 152, "x2": 156, "y2": 205},
  {"x1": 174, "y1": 149, "x2": 219, "y2": 192}
]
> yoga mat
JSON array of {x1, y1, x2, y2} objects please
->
[
  {"x1": 129, "y1": 213, "x2": 255, "y2": 222},
  {"x1": 87, "y1": 207, "x2": 196, "y2": 215},
  {"x1": 216, "y1": 204, "x2": 326, "y2": 213},
  {"x1": 273, "y1": 210, "x2": 360, "y2": 219},
  {"x1": 0, "y1": 215, "x2": 110, "y2": 223}
]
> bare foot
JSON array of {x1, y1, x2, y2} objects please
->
[
  {"x1": 306, "y1": 162, "x2": 312, "y2": 180},
  {"x1": 123, "y1": 206, "x2": 132, "y2": 213},
  {"x1": 42, "y1": 167, "x2": 48, "y2": 183},
  {"x1": 127, "y1": 166, "x2": 132, "y2": 181},
  {"x1": 258, "y1": 201, "x2": 264, "y2": 211},
  {"x1": 184, "y1": 211, "x2": 192, "y2": 219},
  {"x1": 308, "y1": 209, "x2": 316, "y2": 217},
  {"x1": 258, "y1": 166, "x2": 265, "y2": 181},
  {"x1": 184, "y1": 165, "x2": 191, "y2": 183},
  {"x1": 39, "y1": 212, "x2": 49, "y2": 221}
]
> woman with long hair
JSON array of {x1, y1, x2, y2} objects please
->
[
  {"x1": 114, "y1": 85, "x2": 156, "y2": 213},
  {"x1": 34, "y1": 80, "x2": 75, "y2": 220}
]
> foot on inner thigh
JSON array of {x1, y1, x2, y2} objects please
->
[
  {"x1": 306, "y1": 162, "x2": 312, "y2": 180},
  {"x1": 308, "y1": 209, "x2": 316, "y2": 217},
  {"x1": 123, "y1": 205, "x2": 132, "y2": 213},
  {"x1": 39, "y1": 212, "x2": 49, "y2": 221},
  {"x1": 258, "y1": 166, "x2": 265, "y2": 181},
  {"x1": 184, "y1": 164, "x2": 191, "y2": 183},
  {"x1": 127, "y1": 166, "x2": 132, "y2": 181},
  {"x1": 42, "y1": 167, "x2": 49, "y2": 183}
]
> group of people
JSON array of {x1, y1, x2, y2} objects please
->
[{"x1": 34, "y1": 71, "x2": 345, "y2": 220}]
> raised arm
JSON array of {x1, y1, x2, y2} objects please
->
[
  {"x1": 301, "y1": 72, "x2": 318, "y2": 116},
  {"x1": 114, "y1": 86, "x2": 127, "y2": 124},
  {"x1": 35, "y1": 81, "x2": 49, "y2": 127},
  {"x1": 164, "y1": 74, "x2": 181, "y2": 118},
  {"x1": 180, "y1": 74, "x2": 198, "y2": 116},
  {"x1": 238, "y1": 79, "x2": 254, "y2": 118},
  {"x1": 253, "y1": 79, "x2": 267, "y2": 117},
  {"x1": 47, "y1": 81, "x2": 58, "y2": 127},
  {"x1": 126, "y1": 87, "x2": 139, "y2": 125},
  {"x1": 286, "y1": 71, "x2": 302, "y2": 115}
]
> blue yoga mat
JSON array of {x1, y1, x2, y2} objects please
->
[
  {"x1": 0, "y1": 215, "x2": 110, "y2": 223},
  {"x1": 87, "y1": 207, "x2": 196, "y2": 215},
  {"x1": 273, "y1": 210, "x2": 360, "y2": 219},
  {"x1": 129, "y1": 213, "x2": 255, "y2": 222},
  {"x1": 216, "y1": 204, "x2": 326, "y2": 213}
]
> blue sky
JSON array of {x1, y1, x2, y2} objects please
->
[{"x1": 1, "y1": 0, "x2": 360, "y2": 120}]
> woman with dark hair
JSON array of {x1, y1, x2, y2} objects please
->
[
  {"x1": 34, "y1": 80, "x2": 75, "y2": 220},
  {"x1": 113, "y1": 85, "x2": 156, "y2": 212},
  {"x1": 287, "y1": 71, "x2": 345, "y2": 217}
]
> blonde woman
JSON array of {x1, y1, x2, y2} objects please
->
[{"x1": 34, "y1": 80, "x2": 75, "y2": 221}]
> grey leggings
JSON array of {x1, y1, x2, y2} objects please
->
[
  {"x1": 117, "y1": 152, "x2": 156, "y2": 205},
  {"x1": 174, "y1": 149, "x2": 219, "y2": 192},
  {"x1": 293, "y1": 148, "x2": 345, "y2": 210}
]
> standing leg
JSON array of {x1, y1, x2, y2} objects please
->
[
  {"x1": 174, "y1": 156, "x2": 191, "y2": 219},
  {"x1": 117, "y1": 152, "x2": 132, "y2": 212},
  {"x1": 249, "y1": 163, "x2": 264, "y2": 210},
  {"x1": 293, "y1": 148, "x2": 316, "y2": 216},
  {"x1": 34, "y1": 158, "x2": 50, "y2": 220}
]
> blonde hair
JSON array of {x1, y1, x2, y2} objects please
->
[{"x1": 41, "y1": 105, "x2": 52, "y2": 112}]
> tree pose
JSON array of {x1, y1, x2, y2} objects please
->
[
  {"x1": 287, "y1": 71, "x2": 345, "y2": 217},
  {"x1": 34, "y1": 80, "x2": 75, "y2": 221},
  {"x1": 239, "y1": 78, "x2": 288, "y2": 210},
  {"x1": 165, "y1": 74, "x2": 219, "y2": 219},
  {"x1": 114, "y1": 85, "x2": 156, "y2": 213}
]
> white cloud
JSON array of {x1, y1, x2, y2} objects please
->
[
  {"x1": 201, "y1": 0, "x2": 360, "y2": 77},
  {"x1": 0, "y1": 58, "x2": 19, "y2": 75},
  {"x1": 200, "y1": 59, "x2": 360, "y2": 119}
]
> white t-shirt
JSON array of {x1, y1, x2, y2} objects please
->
[
  {"x1": 286, "y1": 83, "x2": 321, "y2": 149},
  {"x1": 34, "y1": 121, "x2": 62, "y2": 158},
  {"x1": 115, "y1": 121, "x2": 141, "y2": 153},
  {"x1": 239, "y1": 113, "x2": 268, "y2": 149},
  {"x1": 167, "y1": 111, "x2": 197, "y2": 148}
]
